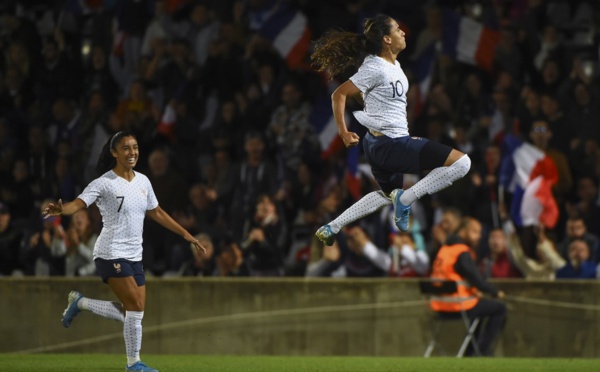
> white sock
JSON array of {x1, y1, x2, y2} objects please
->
[
  {"x1": 124, "y1": 311, "x2": 144, "y2": 367},
  {"x1": 329, "y1": 191, "x2": 392, "y2": 233},
  {"x1": 79, "y1": 298, "x2": 125, "y2": 322},
  {"x1": 401, "y1": 155, "x2": 471, "y2": 204}
]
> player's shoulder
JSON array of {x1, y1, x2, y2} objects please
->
[{"x1": 133, "y1": 171, "x2": 150, "y2": 183}]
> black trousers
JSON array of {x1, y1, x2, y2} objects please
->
[
  {"x1": 438, "y1": 298, "x2": 507, "y2": 356},
  {"x1": 466, "y1": 299, "x2": 507, "y2": 356}
]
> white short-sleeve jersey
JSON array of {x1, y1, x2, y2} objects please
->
[
  {"x1": 349, "y1": 55, "x2": 410, "y2": 138},
  {"x1": 77, "y1": 170, "x2": 159, "y2": 261}
]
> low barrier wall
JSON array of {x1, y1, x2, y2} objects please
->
[{"x1": 1, "y1": 278, "x2": 599, "y2": 357}]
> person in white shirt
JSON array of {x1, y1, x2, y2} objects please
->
[
  {"x1": 43, "y1": 131, "x2": 205, "y2": 372},
  {"x1": 311, "y1": 15, "x2": 471, "y2": 245}
]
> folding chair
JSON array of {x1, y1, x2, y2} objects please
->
[{"x1": 418, "y1": 280, "x2": 481, "y2": 358}]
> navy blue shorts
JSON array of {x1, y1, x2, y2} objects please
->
[
  {"x1": 95, "y1": 258, "x2": 146, "y2": 286},
  {"x1": 362, "y1": 133, "x2": 452, "y2": 194}
]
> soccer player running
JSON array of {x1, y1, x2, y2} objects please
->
[
  {"x1": 43, "y1": 132, "x2": 205, "y2": 372},
  {"x1": 311, "y1": 15, "x2": 471, "y2": 245}
]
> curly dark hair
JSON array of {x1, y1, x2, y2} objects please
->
[{"x1": 311, "y1": 15, "x2": 393, "y2": 80}]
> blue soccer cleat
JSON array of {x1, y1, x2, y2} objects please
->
[
  {"x1": 315, "y1": 224, "x2": 336, "y2": 246},
  {"x1": 126, "y1": 361, "x2": 159, "y2": 371},
  {"x1": 392, "y1": 189, "x2": 411, "y2": 232},
  {"x1": 61, "y1": 290, "x2": 83, "y2": 328}
]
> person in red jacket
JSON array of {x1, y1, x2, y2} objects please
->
[
  {"x1": 480, "y1": 228, "x2": 522, "y2": 279},
  {"x1": 430, "y1": 217, "x2": 506, "y2": 356}
]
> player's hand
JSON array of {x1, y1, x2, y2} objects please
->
[
  {"x1": 188, "y1": 236, "x2": 207, "y2": 255},
  {"x1": 43, "y1": 199, "x2": 63, "y2": 218},
  {"x1": 340, "y1": 131, "x2": 360, "y2": 148}
]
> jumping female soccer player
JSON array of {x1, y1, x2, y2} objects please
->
[
  {"x1": 311, "y1": 15, "x2": 471, "y2": 245},
  {"x1": 43, "y1": 132, "x2": 206, "y2": 372}
]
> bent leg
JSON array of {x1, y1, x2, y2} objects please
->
[
  {"x1": 467, "y1": 299, "x2": 507, "y2": 356},
  {"x1": 400, "y1": 151, "x2": 471, "y2": 206},
  {"x1": 79, "y1": 298, "x2": 125, "y2": 322}
]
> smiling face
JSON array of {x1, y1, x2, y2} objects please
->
[{"x1": 111, "y1": 136, "x2": 139, "y2": 171}]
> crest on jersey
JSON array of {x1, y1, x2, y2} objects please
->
[
  {"x1": 113, "y1": 263, "x2": 122, "y2": 273},
  {"x1": 141, "y1": 189, "x2": 147, "y2": 196}
]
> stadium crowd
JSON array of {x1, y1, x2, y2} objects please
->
[{"x1": 0, "y1": 0, "x2": 599, "y2": 280}]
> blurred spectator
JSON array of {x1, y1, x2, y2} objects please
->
[
  {"x1": 22, "y1": 200, "x2": 67, "y2": 276},
  {"x1": 305, "y1": 237, "x2": 342, "y2": 277},
  {"x1": 64, "y1": 209, "x2": 97, "y2": 277},
  {"x1": 0, "y1": 201, "x2": 24, "y2": 276},
  {"x1": 267, "y1": 80, "x2": 320, "y2": 178},
  {"x1": 342, "y1": 226, "x2": 386, "y2": 278},
  {"x1": 164, "y1": 1, "x2": 220, "y2": 68},
  {"x1": 181, "y1": 232, "x2": 216, "y2": 277},
  {"x1": 47, "y1": 97, "x2": 82, "y2": 152},
  {"x1": 556, "y1": 239, "x2": 597, "y2": 279},
  {"x1": 494, "y1": 25, "x2": 523, "y2": 80},
  {"x1": 1, "y1": 158, "x2": 35, "y2": 221},
  {"x1": 143, "y1": 147, "x2": 189, "y2": 275},
  {"x1": 82, "y1": 45, "x2": 119, "y2": 106},
  {"x1": 540, "y1": 92, "x2": 569, "y2": 154},
  {"x1": 216, "y1": 240, "x2": 248, "y2": 277},
  {"x1": 427, "y1": 207, "x2": 462, "y2": 261},
  {"x1": 470, "y1": 144, "x2": 502, "y2": 230},
  {"x1": 224, "y1": 132, "x2": 279, "y2": 241},
  {"x1": 556, "y1": 217, "x2": 599, "y2": 264},
  {"x1": 388, "y1": 231, "x2": 429, "y2": 277},
  {"x1": 240, "y1": 194, "x2": 287, "y2": 276},
  {"x1": 504, "y1": 221, "x2": 565, "y2": 280},
  {"x1": 479, "y1": 228, "x2": 521, "y2": 279},
  {"x1": 565, "y1": 177, "x2": 600, "y2": 236},
  {"x1": 34, "y1": 31, "x2": 80, "y2": 104},
  {"x1": 79, "y1": 91, "x2": 112, "y2": 184},
  {"x1": 114, "y1": 79, "x2": 160, "y2": 144}
]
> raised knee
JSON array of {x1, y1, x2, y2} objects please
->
[{"x1": 455, "y1": 154, "x2": 471, "y2": 177}]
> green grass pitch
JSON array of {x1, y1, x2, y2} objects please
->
[{"x1": 0, "y1": 354, "x2": 596, "y2": 371}]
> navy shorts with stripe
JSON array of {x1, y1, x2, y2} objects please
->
[
  {"x1": 95, "y1": 258, "x2": 146, "y2": 286},
  {"x1": 362, "y1": 132, "x2": 452, "y2": 194}
]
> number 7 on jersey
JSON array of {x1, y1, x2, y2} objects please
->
[{"x1": 116, "y1": 196, "x2": 124, "y2": 212}]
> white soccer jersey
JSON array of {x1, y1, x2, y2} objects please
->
[
  {"x1": 77, "y1": 170, "x2": 159, "y2": 261},
  {"x1": 349, "y1": 55, "x2": 410, "y2": 138}
]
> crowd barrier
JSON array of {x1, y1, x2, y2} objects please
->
[{"x1": 1, "y1": 278, "x2": 599, "y2": 357}]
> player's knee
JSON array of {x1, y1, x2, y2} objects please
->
[{"x1": 455, "y1": 154, "x2": 471, "y2": 178}]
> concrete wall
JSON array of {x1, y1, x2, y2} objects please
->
[{"x1": 1, "y1": 278, "x2": 599, "y2": 357}]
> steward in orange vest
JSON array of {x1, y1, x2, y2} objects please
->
[{"x1": 429, "y1": 217, "x2": 506, "y2": 356}]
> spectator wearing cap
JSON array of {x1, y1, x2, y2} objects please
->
[{"x1": 0, "y1": 202, "x2": 24, "y2": 276}]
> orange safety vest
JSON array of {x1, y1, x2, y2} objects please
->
[{"x1": 429, "y1": 243, "x2": 479, "y2": 312}]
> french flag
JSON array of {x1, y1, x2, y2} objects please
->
[
  {"x1": 500, "y1": 137, "x2": 559, "y2": 228},
  {"x1": 442, "y1": 10, "x2": 499, "y2": 72},
  {"x1": 259, "y1": 5, "x2": 312, "y2": 69},
  {"x1": 310, "y1": 92, "x2": 344, "y2": 159}
]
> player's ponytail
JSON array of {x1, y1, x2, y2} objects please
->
[
  {"x1": 311, "y1": 15, "x2": 393, "y2": 80},
  {"x1": 95, "y1": 131, "x2": 135, "y2": 176}
]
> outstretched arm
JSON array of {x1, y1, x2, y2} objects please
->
[
  {"x1": 147, "y1": 205, "x2": 206, "y2": 254},
  {"x1": 43, "y1": 198, "x2": 87, "y2": 218},
  {"x1": 332, "y1": 80, "x2": 361, "y2": 148}
]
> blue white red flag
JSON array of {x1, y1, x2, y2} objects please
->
[
  {"x1": 259, "y1": 4, "x2": 312, "y2": 69},
  {"x1": 442, "y1": 10, "x2": 499, "y2": 72},
  {"x1": 499, "y1": 137, "x2": 559, "y2": 228}
]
